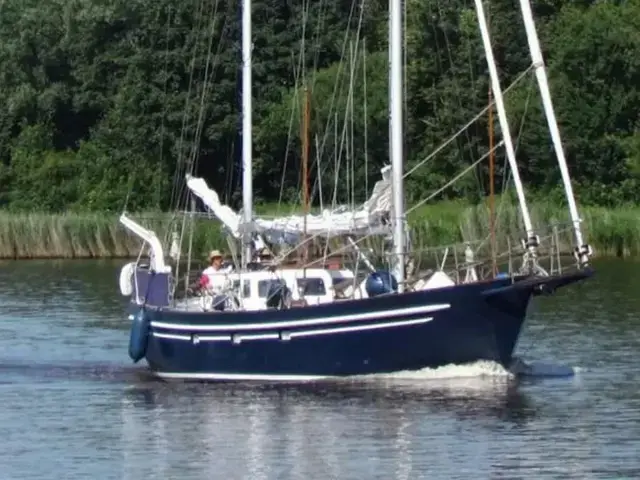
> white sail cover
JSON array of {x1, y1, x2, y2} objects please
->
[{"x1": 185, "y1": 166, "x2": 392, "y2": 244}]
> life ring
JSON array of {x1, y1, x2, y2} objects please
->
[
  {"x1": 119, "y1": 262, "x2": 137, "y2": 296},
  {"x1": 128, "y1": 308, "x2": 150, "y2": 363}
]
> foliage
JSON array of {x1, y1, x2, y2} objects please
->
[{"x1": 0, "y1": 0, "x2": 638, "y2": 217}]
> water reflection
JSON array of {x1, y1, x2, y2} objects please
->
[
  {"x1": 118, "y1": 377, "x2": 536, "y2": 479},
  {"x1": 122, "y1": 376, "x2": 534, "y2": 418}
]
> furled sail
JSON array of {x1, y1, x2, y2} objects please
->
[{"x1": 185, "y1": 166, "x2": 392, "y2": 245}]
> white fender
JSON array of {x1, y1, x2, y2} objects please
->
[{"x1": 119, "y1": 262, "x2": 137, "y2": 296}]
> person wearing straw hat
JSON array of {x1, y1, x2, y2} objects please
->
[
  {"x1": 192, "y1": 249, "x2": 228, "y2": 294},
  {"x1": 203, "y1": 250, "x2": 224, "y2": 275}
]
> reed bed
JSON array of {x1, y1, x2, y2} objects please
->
[
  {"x1": 408, "y1": 200, "x2": 640, "y2": 258},
  {"x1": 0, "y1": 201, "x2": 637, "y2": 259},
  {"x1": 0, "y1": 212, "x2": 223, "y2": 259}
]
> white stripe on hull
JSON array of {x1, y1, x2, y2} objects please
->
[
  {"x1": 155, "y1": 371, "x2": 332, "y2": 381},
  {"x1": 150, "y1": 317, "x2": 433, "y2": 343},
  {"x1": 150, "y1": 303, "x2": 450, "y2": 332},
  {"x1": 287, "y1": 317, "x2": 432, "y2": 338},
  {"x1": 153, "y1": 332, "x2": 192, "y2": 341}
]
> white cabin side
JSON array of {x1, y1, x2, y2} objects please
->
[{"x1": 209, "y1": 268, "x2": 342, "y2": 311}]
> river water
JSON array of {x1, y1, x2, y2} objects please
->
[{"x1": 0, "y1": 259, "x2": 638, "y2": 479}]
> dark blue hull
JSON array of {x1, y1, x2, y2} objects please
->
[{"x1": 129, "y1": 269, "x2": 592, "y2": 381}]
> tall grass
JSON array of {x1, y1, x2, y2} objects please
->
[
  {"x1": 409, "y1": 202, "x2": 640, "y2": 257},
  {"x1": 408, "y1": 199, "x2": 640, "y2": 258},
  {"x1": 0, "y1": 212, "x2": 224, "y2": 259},
  {"x1": 0, "y1": 201, "x2": 638, "y2": 259}
]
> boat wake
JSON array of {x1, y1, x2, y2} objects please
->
[
  {"x1": 0, "y1": 357, "x2": 580, "y2": 388},
  {"x1": 290, "y1": 360, "x2": 515, "y2": 399},
  {"x1": 370, "y1": 359, "x2": 512, "y2": 380},
  {"x1": 319, "y1": 357, "x2": 580, "y2": 392}
]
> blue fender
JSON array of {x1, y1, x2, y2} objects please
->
[
  {"x1": 364, "y1": 270, "x2": 398, "y2": 297},
  {"x1": 129, "y1": 308, "x2": 150, "y2": 363}
]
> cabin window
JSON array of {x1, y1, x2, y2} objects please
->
[
  {"x1": 296, "y1": 277, "x2": 327, "y2": 296},
  {"x1": 258, "y1": 279, "x2": 287, "y2": 298},
  {"x1": 232, "y1": 280, "x2": 251, "y2": 298}
]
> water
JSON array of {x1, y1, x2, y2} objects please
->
[{"x1": 0, "y1": 259, "x2": 639, "y2": 479}]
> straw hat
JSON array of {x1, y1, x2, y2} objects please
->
[{"x1": 208, "y1": 249, "x2": 223, "y2": 260}]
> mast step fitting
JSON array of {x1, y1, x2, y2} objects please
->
[{"x1": 520, "y1": 235, "x2": 540, "y2": 250}]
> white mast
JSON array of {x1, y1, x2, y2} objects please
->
[
  {"x1": 390, "y1": 0, "x2": 405, "y2": 292},
  {"x1": 241, "y1": 0, "x2": 253, "y2": 267},
  {"x1": 474, "y1": 0, "x2": 538, "y2": 257},
  {"x1": 517, "y1": 0, "x2": 591, "y2": 265}
]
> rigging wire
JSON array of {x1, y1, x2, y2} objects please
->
[
  {"x1": 172, "y1": 0, "x2": 225, "y2": 294},
  {"x1": 169, "y1": 0, "x2": 207, "y2": 212},
  {"x1": 363, "y1": 37, "x2": 369, "y2": 197},
  {"x1": 442, "y1": 0, "x2": 484, "y2": 194},
  {"x1": 122, "y1": 2, "x2": 175, "y2": 216},
  {"x1": 271, "y1": 66, "x2": 534, "y2": 262},
  {"x1": 473, "y1": 71, "x2": 536, "y2": 253},
  {"x1": 157, "y1": 4, "x2": 173, "y2": 207},
  {"x1": 277, "y1": 0, "x2": 367, "y2": 219},
  {"x1": 156, "y1": 0, "x2": 539, "y2": 277},
  {"x1": 276, "y1": 0, "x2": 309, "y2": 216},
  {"x1": 404, "y1": 64, "x2": 533, "y2": 179},
  {"x1": 324, "y1": 0, "x2": 367, "y2": 216},
  {"x1": 294, "y1": 142, "x2": 504, "y2": 272},
  {"x1": 406, "y1": 141, "x2": 504, "y2": 215},
  {"x1": 313, "y1": 0, "x2": 362, "y2": 176}
]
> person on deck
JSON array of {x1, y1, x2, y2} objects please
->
[
  {"x1": 203, "y1": 250, "x2": 224, "y2": 274},
  {"x1": 196, "y1": 250, "x2": 228, "y2": 294}
]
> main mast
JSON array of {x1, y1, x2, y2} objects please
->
[
  {"x1": 390, "y1": 0, "x2": 405, "y2": 292},
  {"x1": 241, "y1": 0, "x2": 253, "y2": 267}
]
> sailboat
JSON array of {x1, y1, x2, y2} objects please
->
[{"x1": 117, "y1": 0, "x2": 593, "y2": 381}]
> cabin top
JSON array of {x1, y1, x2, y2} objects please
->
[{"x1": 207, "y1": 268, "x2": 354, "y2": 310}]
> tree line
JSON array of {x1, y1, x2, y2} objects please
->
[{"x1": 0, "y1": 0, "x2": 638, "y2": 213}]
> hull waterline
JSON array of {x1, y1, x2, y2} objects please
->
[{"x1": 128, "y1": 269, "x2": 592, "y2": 382}]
